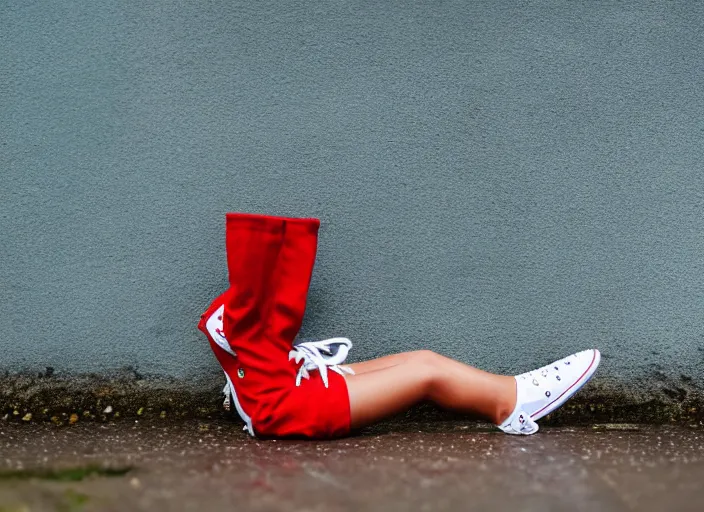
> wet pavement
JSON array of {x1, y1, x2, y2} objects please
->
[{"x1": 0, "y1": 420, "x2": 703, "y2": 511}]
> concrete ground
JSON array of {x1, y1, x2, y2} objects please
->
[{"x1": 0, "y1": 420, "x2": 703, "y2": 512}]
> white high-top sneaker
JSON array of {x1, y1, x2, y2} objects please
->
[{"x1": 498, "y1": 349, "x2": 601, "y2": 435}]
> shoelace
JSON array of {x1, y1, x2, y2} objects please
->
[
  {"x1": 220, "y1": 373, "x2": 254, "y2": 435},
  {"x1": 499, "y1": 410, "x2": 539, "y2": 435},
  {"x1": 288, "y1": 338, "x2": 355, "y2": 388},
  {"x1": 222, "y1": 381, "x2": 232, "y2": 412}
]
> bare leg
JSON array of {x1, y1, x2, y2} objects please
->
[
  {"x1": 344, "y1": 352, "x2": 415, "y2": 375},
  {"x1": 345, "y1": 350, "x2": 517, "y2": 429}
]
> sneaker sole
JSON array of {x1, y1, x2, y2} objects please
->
[{"x1": 530, "y1": 349, "x2": 601, "y2": 422}]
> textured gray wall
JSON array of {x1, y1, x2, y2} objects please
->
[{"x1": 2, "y1": 1, "x2": 703, "y2": 392}]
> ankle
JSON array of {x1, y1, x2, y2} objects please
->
[{"x1": 493, "y1": 376, "x2": 518, "y2": 424}]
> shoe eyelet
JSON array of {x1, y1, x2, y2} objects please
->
[
  {"x1": 541, "y1": 370, "x2": 548, "y2": 377},
  {"x1": 545, "y1": 391, "x2": 551, "y2": 397},
  {"x1": 556, "y1": 375, "x2": 561, "y2": 381},
  {"x1": 238, "y1": 368, "x2": 245, "y2": 378},
  {"x1": 565, "y1": 361, "x2": 571, "y2": 365},
  {"x1": 532, "y1": 379, "x2": 539, "y2": 386}
]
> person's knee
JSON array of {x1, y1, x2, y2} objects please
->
[
  {"x1": 408, "y1": 350, "x2": 441, "y2": 366},
  {"x1": 407, "y1": 350, "x2": 442, "y2": 395}
]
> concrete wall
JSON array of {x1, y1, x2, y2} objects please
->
[{"x1": 2, "y1": 1, "x2": 703, "y2": 395}]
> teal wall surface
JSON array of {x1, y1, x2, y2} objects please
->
[{"x1": 2, "y1": 1, "x2": 703, "y2": 394}]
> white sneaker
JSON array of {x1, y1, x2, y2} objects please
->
[{"x1": 498, "y1": 349, "x2": 601, "y2": 435}]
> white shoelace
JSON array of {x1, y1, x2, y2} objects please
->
[
  {"x1": 288, "y1": 338, "x2": 355, "y2": 388},
  {"x1": 498, "y1": 409, "x2": 539, "y2": 435},
  {"x1": 222, "y1": 381, "x2": 232, "y2": 412}
]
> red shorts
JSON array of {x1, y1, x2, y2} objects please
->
[{"x1": 197, "y1": 214, "x2": 351, "y2": 439}]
